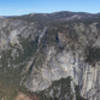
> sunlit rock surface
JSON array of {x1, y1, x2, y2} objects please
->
[{"x1": 0, "y1": 11, "x2": 100, "y2": 100}]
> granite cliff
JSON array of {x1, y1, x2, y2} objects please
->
[{"x1": 0, "y1": 11, "x2": 100, "y2": 100}]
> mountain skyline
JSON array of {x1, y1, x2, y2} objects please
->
[{"x1": 0, "y1": 0, "x2": 100, "y2": 16}]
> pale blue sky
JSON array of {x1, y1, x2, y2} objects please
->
[{"x1": 0, "y1": 0, "x2": 100, "y2": 16}]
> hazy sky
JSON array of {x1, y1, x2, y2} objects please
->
[{"x1": 0, "y1": 0, "x2": 100, "y2": 16}]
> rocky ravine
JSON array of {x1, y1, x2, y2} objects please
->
[{"x1": 0, "y1": 11, "x2": 100, "y2": 100}]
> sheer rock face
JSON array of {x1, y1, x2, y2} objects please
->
[{"x1": 0, "y1": 12, "x2": 100, "y2": 100}]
